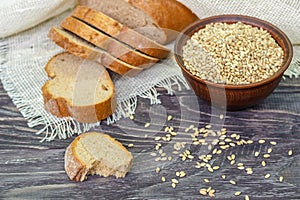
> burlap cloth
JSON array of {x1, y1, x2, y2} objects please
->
[{"x1": 0, "y1": 0, "x2": 299, "y2": 141}]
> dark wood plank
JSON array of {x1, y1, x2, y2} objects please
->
[{"x1": 0, "y1": 77, "x2": 300, "y2": 199}]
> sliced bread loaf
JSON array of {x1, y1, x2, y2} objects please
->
[
  {"x1": 48, "y1": 27, "x2": 142, "y2": 76},
  {"x1": 78, "y1": 0, "x2": 199, "y2": 44},
  {"x1": 42, "y1": 52, "x2": 116, "y2": 123},
  {"x1": 60, "y1": 16, "x2": 158, "y2": 68},
  {"x1": 72, "y1": 5, "x2": 170, "y2": 59},
  {"x1": 65, "y1": 132, "x2": 133, "y2": 181}
]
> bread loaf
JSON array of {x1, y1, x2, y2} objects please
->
[
  {"x1": 48, "y1": 27, "x2": 143, "y2": 76},
  {"x1": 78, "y1": 0, "x2": 199, "y2": 44},
  {"x1": 125, "y1": 0, "x2": 199, "y2": 43},
  {"x1": 71, "y1": 5, "x2": 170, "y2": 59},
  {"x1": 60, "y1": 16, "x2": 159, "y2": 68},
  {"x1": 65, "y1": 132, "x2": 133, "y2": 181},
  {"x1": 42, "y1": 52, "x2": 116, "y2": 123}
]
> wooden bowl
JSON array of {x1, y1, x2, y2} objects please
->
[{"x1": 174, "y1": 15, "x2": 293, "y2": 110}]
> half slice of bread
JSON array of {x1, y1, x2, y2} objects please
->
[
  {"x1": 65, "y1": 132, "x2": 133, "y2": 181},
  {"x1": 61, "y1": 16, "x2": 158, "y2": 68},
  {"x1": 78, "y1": 0, "x2": 199, "y2": 44},
  {"x1": 48, "y1": 27, "x2": 142, "y2": 76},
  {"x1": 72, "y1": 5, "x2": 170, "y2": 59},
  {"x1": 42, "y1": 52, "x2": 116, "y2": 123}
]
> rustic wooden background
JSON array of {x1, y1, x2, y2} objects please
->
[{"x1": 0, "y1": 76, "x2": 299, "y2": 199}]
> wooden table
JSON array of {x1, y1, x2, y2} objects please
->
[{"x1": 1, "y1": 77, "x2": 299, "y2": 199}]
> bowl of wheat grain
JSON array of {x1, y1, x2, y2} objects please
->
[{"x1": 174, "y1": 15, "x2": 293, "y2": 110}]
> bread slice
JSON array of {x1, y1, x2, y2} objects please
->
[
  {"x1": 65, "y1": 132, "x2": 133, "y2": 181},
  {"x1": 78, "y1": 0, "x2": 199, "y2": 44},
  {"x1": 72, "y1": 5, "x2": 170, "y2": 59},
  {"x1": 42, "y1": 52, "x2": 116, "y2": 123},
  {"x1": 48, "y1": 27, "x2": 142, "y2": 76},
  {"x1": 60, "y1": 16, "x2": 158, "y2": 68}
]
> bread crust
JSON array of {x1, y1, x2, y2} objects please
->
[
  {"x1": 65, "y1": 138, "x2": 88, "y2": 182},
  {"x1": 42, "y1": 88, "x2": 116, "y2": 123},
  {"x1": 125, "y1": 0, "x2": 199, "y2": 43},
  {"x1": 61, "y1": 16, "x2": 158, "y2": 68},
  {"x1": 42, "y1": 52, "x2": 117, "y2": 123},
  {"x1": 72, "y1": 6, "x2": 170, "y2": 59},
  {"x1": 48, "y1": 27, "x2": 142, "y2": 76},
  {"x1": 48, "y1": 27, "x2": 98, "y2": 60},
  {"x1": 64, "y1": 132, "x2": 133, "y2": 181}
]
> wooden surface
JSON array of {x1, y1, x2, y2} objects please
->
[{"x1": 0, "y1": 77, "x2": 300, "y2": 200}]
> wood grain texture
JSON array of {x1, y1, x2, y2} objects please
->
[{"x1": 0, "y1": 77, "x2": 299, "y2": 200}]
